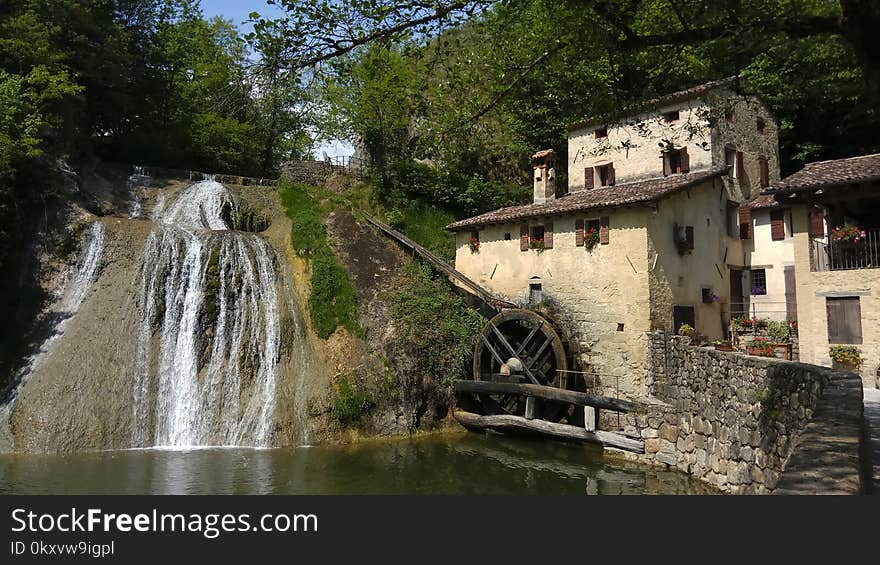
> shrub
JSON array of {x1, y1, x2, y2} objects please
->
[
  {"x1": 829, "y1": 345, "x2": 862, "y2": 370},
  {"x1": 678, "y1": 323, "x2": 694, "y2": 336},
  {"x1": 766, "y1": 320, "x2": 791, "y2": 343},
  {"x1": 280, "y1": 181, "x2": 360, "y2": 338},
  {"x1": 390, "y1": 263, "x2": 485, "y2": 398},
  {"x1": 331, "y1": 375, "x2": 375, "y2": 426}
]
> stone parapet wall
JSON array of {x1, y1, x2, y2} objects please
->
[
  {"x1": 281, "y1": 160, "x2": 344, "y2": 186},
  {"x1": 621, "y1": 332, "x2": 865, "y2": 494}
]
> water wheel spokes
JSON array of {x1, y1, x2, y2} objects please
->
[{"x1": 471, "y1": 309, "x2": 569, "y2": 421}]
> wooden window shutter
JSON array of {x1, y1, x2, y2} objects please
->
[
  {"x1": 770, "y1": 210, "x2": 785, "y2": 241},
  {"x1": 736, "y1": 151, "x2": 744, "y2": 179},
  {"x1": 520, "y1": 225, "x2": 529, "y2": 251},
  {"x1": 758, "y1": 156, "x2": 769, "y2": 188},
  {"x1": 685, "y1": 226, "x2": 694, "y2": 250},
  {"x1": 608, "y1": 163, "x2": 615, "y2": 185},
  {"x1": 584, "y1": 167, "x2": 594, "y2": 190},
  {"x1": 599, "y1": 216, "x2": 610, "y2": 245},
  {"x1": 738, "y1": 204, "x2": 752, "y2": 239},
  {"x1": 575, "y1": 219, "x2": 585, "y2": 247},
  {"x1": 662, "y1": 154, "x2": 671, "y2": 177},
  {"x1": 681, "y1": 148, "x2": 690, "y2": 173},
  {"x1": 544, "y1": 221, "x2": 554, "y2": 249},
  {"x1": 809, "y1": 208, "x2": 825, "y2": 237},
  {"x1": 827, "y1": 297, "x2": 863, "y2": 344}
]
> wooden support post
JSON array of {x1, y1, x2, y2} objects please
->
[
  {"x1": 584, "y1": 406, "x2": 597, "y2": 431},
  {"x1": 525, "y1": 397, "x2": 539, "y2": 420}
]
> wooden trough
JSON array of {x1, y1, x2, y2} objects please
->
[{"x1": 454, "y1": 380, "x2": 645, "y2": 454}]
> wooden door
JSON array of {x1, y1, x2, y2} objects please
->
[{"x1": 730, "y1": 269, "x2": 744, "y2": 317}]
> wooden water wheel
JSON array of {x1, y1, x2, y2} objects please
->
[{"x1": 469, "y1": 309, "x2": 573, "y2": 422}]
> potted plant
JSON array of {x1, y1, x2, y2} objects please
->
[
  {"x1": 467, "y1": 236, "x2": 480, "y2": 254},
  {"x1": 829, "y1": 345, "x2": 862, "y2": 373},
  {"x1": 677, "y1": 323, "x2": 694, "y2": 337},
  {"x1": 713, "y1": 340, "x2": 734, "y2": 352},
  {"x1": 584, "y1": 226, "x2": 600, "y2": 252},
  {"x1": 529, "y1": 236, "x2": 546, "y2": 253},
  {"x1": 747, "y1": 337, "x2": 775, "y2": 357}
]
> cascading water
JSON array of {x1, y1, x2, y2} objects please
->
[
  {"x1": 131, "y1": 181, "x2": 283, "y2": 448},
  {"x1": 0, "y1": 221, "x2": 105, "y2": 447}
]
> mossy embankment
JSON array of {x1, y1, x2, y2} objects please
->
[{"x1": 278, "y1": 176, "x2": 485, "y2": 439}]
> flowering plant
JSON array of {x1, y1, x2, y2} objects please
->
[
  {"x1": 749, "y1": 336, "x2": 776, "y2": 357},
  {"x1": 529, "y1": 236, "x2": 545, "y2": 253},
  {"x1": 468, "y1": 236, "x2": 480, "y2": 254},
  {"x1": 584, "y1": 226, "x2": 600, "y2": 251},
  {"x1": 831, "y1": 226, "x2": 866, "y2": 244}
]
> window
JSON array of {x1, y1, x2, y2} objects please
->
[
  {"x1": 739, "y1": 204, "x2": 752, "y2": 240},
  {"x1": 757, "y1": 117, "x2": 766, "y2": 133},
  {"x1": 594, "y1": 126, "x2": 608, "y2": 139},
  {"x1": 584, "y1": 167, "x2": 594, "y2": 190},
  {"x1": 826, "y1": 297, "x2": 862, "y2": 344},
  {"x1": 673, "y1": 305, "x2": 695, "y2": 334},
  {"x1": 750, "y1": 269, "x2": 767, "y2": 295},
  {"x1": 758, "y1": 156, "x2": 769, "y2": 188},
  {"x1": 529, "y1": 283, "x2": 543, "y2": 304},
  {"x1": 663, "y1": 148, "x2": 689, "y2": 176},
  {"x1": 597, "y1": 163, "x2": 615, "y2": 186},
  {"x1": 770, "y1": 210, "x2": 786, "y2": 241},
  {"x1": 662, "y1": 110, "x2": 680, "y2": 122},
  {"x1": 504, "y1": 232, "x2": 511, "y2": 241},
  {"x1": 531, "y1": 225, "x2": 545, "y2": 243},
  {"x1": 725, "y1": 147, "x2": 737, "y2": 177},
  {"x1": 727, "y1": 201, "x2": 740, "y2": 238}
]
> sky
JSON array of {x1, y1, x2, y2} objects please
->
[{"x1": 201, "y1": 1, "x2": 354, "y2": 158}]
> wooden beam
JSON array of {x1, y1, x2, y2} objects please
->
[
  {"x1": 453, "y1": 411, "x2": 644, "y2": 454},
  {"x1": 454, "y1": 380, "x2": 638, "y2": 413}
]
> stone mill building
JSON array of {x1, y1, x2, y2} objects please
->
[{"x1": 447, "y1": 78, "x2": 789, "y2": 399}]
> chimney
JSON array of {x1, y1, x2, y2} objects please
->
[{"x1": 532, "y1": 149, "x2": 557, "y2": 204}]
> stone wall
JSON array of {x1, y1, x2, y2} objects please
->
[
  {"x1": 624, "y1": 332, "x2": 865, "y2": 494},
  {"x1": 281, "y1": 160, "x2": 342, "y2": 186}
]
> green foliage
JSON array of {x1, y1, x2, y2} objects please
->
[
  {"x1": 386, "y1": 201, "x2": 456, "y2": 261},
  {"x1": 279, "y1": 181, "x2": 359, "y2": 339},
  {"x1": 829, "y1": 345, "x2": 862, "y2": 370},
  {"x1": 330, "y1": 375, "x2": 375, "y2": 427},
  {"x1": 390, "y1": 262, "x2": 486, "y2": 398},
  {"x1": 678, "y1": 323, "x2": 694, "y2": 336},
  {"x1": 766, "y1": 320, "x2": 791, "y2": 343}
]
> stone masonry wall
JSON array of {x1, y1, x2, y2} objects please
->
[{"x1": 623, "y1": 332, "x2": 863, "y2": 494}]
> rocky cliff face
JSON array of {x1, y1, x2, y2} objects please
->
[{"x1": 1, "y1": 169, "x2": 324, "y2": 454}]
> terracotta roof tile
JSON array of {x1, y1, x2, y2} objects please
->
[
  {"x1": 531, "y1": 148, "x2": 556, "y2": 159},
  {"x1": 766, "y1": 153, "x2": 880, "y2": 195},
  {"x1": 447, "y1": 167, "x2": 726, "y2": 231},
  {"x1": 749, "y1": 193, "x2": 780, "y2": 210}
]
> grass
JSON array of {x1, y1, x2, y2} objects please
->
[
  {"x1": 385, "y1": 200, "x2": 456, "y2": 261},
  {"x1": 279, "y1": 180, "x2": 359, "y2": 339},
  {"x1": 330, "y1": 375, "x2": 375, "y2": 426}
]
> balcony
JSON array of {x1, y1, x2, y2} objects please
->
[{"x1": 810, "y1": 228, "x2": 880, "y2": 272}]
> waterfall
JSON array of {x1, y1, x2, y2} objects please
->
[
  {"x1": 131, "y1": 181, "x2": 282, "y2": 448},
  {"x1": 128, "y1": 166, "x2": 149, "y2": 219},
  {"x1": 0, "y1": 221, "x2": 105, "y2": 448}
]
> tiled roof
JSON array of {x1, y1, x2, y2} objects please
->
[
  {"x1": 568, "y1": 76, "x2": 739, "y2": 131},
  {"x1": 446, "y1": 167, "x2": 726, "y2": 231},
  {"x1": 765, "y1": 153, "x2": 880, "y2": 195},
  {"x1": 749, "y1": 193, "x2": 780, "y2": 210},
  {"x1": 531, "y1": 148, "x2": 556, "y2": 159}
]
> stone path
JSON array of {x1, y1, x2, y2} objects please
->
[{"x1": 864, "y1": 387, "x2": 880, "y2": 494}]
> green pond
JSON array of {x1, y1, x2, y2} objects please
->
[{"x1": 0, "y1": 433, "x2": 713, "y2": 495}]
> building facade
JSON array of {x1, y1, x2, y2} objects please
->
[
  {"x1": 763, "y1": 154, "x2": 880, "y2": 386},
  {"x1": 448, "y1": 78, "x2": 787, "y2": 399}
]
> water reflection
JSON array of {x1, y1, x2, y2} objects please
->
[{"x1": 0, "y1": 433, "x2": 715, "y2": 495}]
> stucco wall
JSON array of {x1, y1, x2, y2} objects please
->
[
  {"x1": 453, "y1": 209, "x2": 652, "y2": 398},
  {"x1": 568, "y1": 99, "x2": 713, "y2": 192},
  {"x1": 647, "y1": 178, "x2": 730, "y2": 338},
  {"x1": 745, "y1": 208, "x2": 796, "y2": 320},
  {"x1": 791, "y1": 204, "x2": 880, "y2": 386}
]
